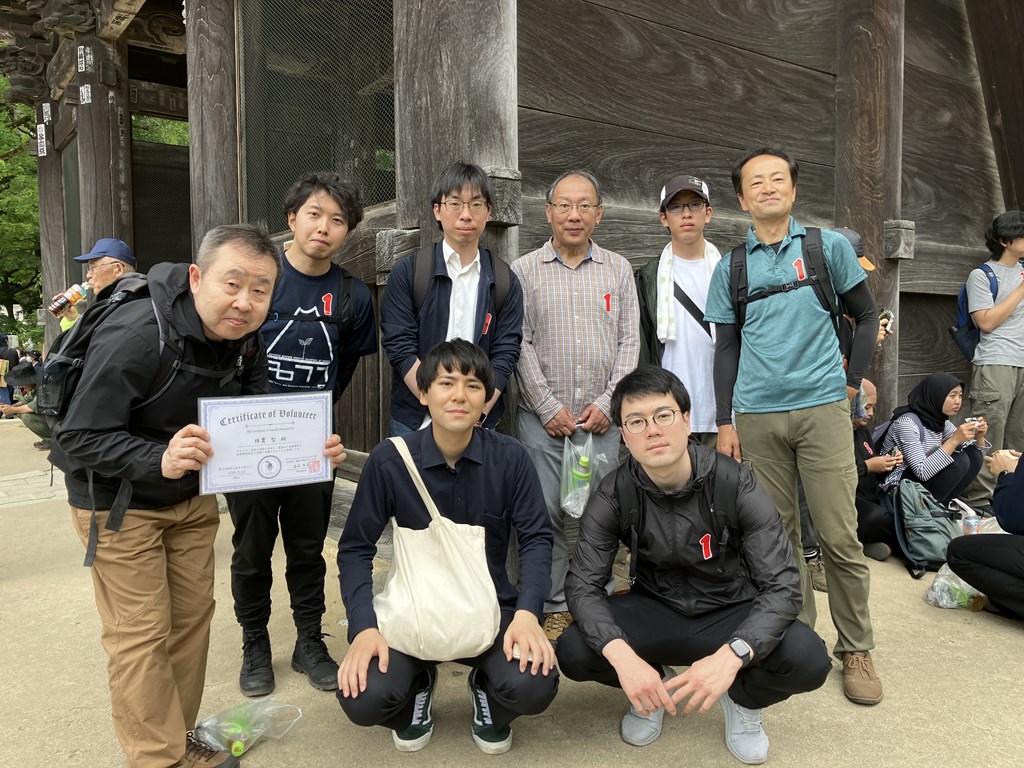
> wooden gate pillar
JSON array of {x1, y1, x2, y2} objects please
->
[{"x1": 834, "y1": 0, "x2": 905, "y2": 420}]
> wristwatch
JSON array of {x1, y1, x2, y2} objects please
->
[{"x1": 728, "y1": 637, "x2": 753, "y2": 668}]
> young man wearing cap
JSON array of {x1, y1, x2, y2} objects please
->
[
  {"x1": 636, "y1": 174, "x2": 721, "y2": 445},
  {"x1": 704, "y1": 147, "x2": 883, "y2": 706}
]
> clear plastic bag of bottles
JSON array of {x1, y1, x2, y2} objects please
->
[
  {"x1": 194, "y1": 696, "x2": 302, "y2": 757},
  {"x1": 923, "y1": 564, "x2": 985, "y2": 611},
  {"x1": 561, "y1": 430, "x2": 597, "y2": 518}
]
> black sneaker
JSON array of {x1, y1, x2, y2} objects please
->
[
  {"x1": 393, "y1": 667, "x2": 437, "y2": 752},
  {"x1": 291, "y1": 630, "x2": 339, "y2": 691},
  {"x1": 239, "y1": 628, "x2": 274, "y2": 697},
  {"x1": 33, "y1": 439, "x2": 51, "y2": 450},
  {"x1": 468, "y1": 668, "x2": 512, "y2": 754}
]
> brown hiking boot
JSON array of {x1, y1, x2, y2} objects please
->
[
  {"x1": 807, "y1": 554, "x2": 828, "y2": 592},
  {"x1": 842, "y1": 652, "x2": 883, "y2": 705},
  {"x1": 543, "y1": 611, "x2": 573, "y2": 641},
  {"x1": 178, "y1": 733, "x2": 239, "y2": 767}
]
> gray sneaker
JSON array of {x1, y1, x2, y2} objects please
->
[
  {"x1": 719, "y1": 691, "x2": 769, "y2": 765},
  {"x1": 620, "y1": 666, "x2": 676, "y2": 747}
]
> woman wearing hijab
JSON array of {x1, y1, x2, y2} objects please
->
[{"x1": 878, "y1": 372, "x2": 989, "y2": 504}]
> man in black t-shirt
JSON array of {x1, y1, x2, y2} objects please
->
[{"x1": 227, "y1": 173, "x2": 378, "y2": 697}]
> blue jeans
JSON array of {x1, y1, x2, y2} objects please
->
[{"x1": 389, "y1": 417, "x2": 419, "y2": 437}]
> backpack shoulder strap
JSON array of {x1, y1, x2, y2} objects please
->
[
  {"x1": 412, "y1": 243, "x2": 438, "y2": 315},
  {"x1": 487, "y1": 250, "x2": 512, "y2": 316},
  {"x1": 802, "y1": 227, "x2": 841, "y2": 324},
  {"x1": 977, "y1": 263, "x2": 999, "y2": 299},
  {"x1": 712, "y1": 452, "x2": 740, "y2": 529},
  {"x1": 616, "y1": 461, "x2": 643, "y2": 587},
  {"x1": 729, "y1": 244, "x2": 749, "y2": 330},
  {"x1": 336, "y1": 265, "x2": 354, "y2": 341}
]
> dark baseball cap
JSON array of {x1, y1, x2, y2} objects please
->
[
  {"x1": 832, "y1": 227, "x2": 875, "y2": 272},
  {"x1": 74, "y1": 238, "x2": 136, "y2": 266},
  {"x1": 659, "y1": 174, "x2": 711, "y2": 209}
]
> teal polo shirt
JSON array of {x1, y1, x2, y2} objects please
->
[{"x1": 704, "y1": 217, "x2": 866, "y2": 413}]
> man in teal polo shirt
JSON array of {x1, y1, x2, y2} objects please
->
[{"x1": 704, "y1": 147, "x2": 882, "y2": 706}]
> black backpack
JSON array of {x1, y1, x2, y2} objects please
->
[
  {"x1": 39, "y1": 273, "x2": 259, "y2": 566},
  {"x1": 728, "y1": 227, "x2": 851, "y2": 357},
  {"x1": 615, "y1": 451, "x2": 741, "y2": 586},
  {"x1": 948, "y1": 264, "x2": 998, "y2": 362},
  {"x1": 411, "y1": 244, "x2": 512, "y2": 315}
]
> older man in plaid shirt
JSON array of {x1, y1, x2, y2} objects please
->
[{"x1": 513, "y1": 169, "x2": 640, "y2": 641}]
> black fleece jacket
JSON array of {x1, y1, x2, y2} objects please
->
[
  {"x1": 52, "y1": 263, "x2": 268, "y2": 510},
  {"x1": 565, "y1": 442, "x2": 801, "y2": 660}
]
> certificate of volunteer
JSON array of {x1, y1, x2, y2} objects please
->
[{"x1": 198, "y1": 391, "x2": 332, "y2": 494}]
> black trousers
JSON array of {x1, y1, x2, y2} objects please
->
[
  {"x1": 556, "y1": 591, "x2": 831, "y2": 710},
  {"x1": 855, "y1": 495, "x2": 900, "y2": 553},
  {"x1": 946, "y1": 534, "x2": 1024, "y2": 619},
  {"x1": 227, "y1": 481, "x2": 334, "y2": 632},
  {"x1": 922, "y1": 448, "x2": 984, "y2": 504},
  {"x1": 337, "y1": 613, "x2": 560, "y2": 732}
]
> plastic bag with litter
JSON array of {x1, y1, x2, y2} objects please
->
[{"x1": 194, "y1": 696, "x2": 302, "y2": 757}]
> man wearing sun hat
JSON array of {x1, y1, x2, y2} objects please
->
[{"x1": 636, "y1": 173, "x2": 722, "y2": 446}]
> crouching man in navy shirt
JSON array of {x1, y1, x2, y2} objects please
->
[{"x1": 337, "y1": 339, "x2": 558, "y2": 755}]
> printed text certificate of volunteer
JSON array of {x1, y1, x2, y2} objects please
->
[{"x1": 198, "y1": 391, "x2": 332, "y2": 494}]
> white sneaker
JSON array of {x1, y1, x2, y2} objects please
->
[
  {"x1": 719, "y1": 691, "x2": 769, "y2": 764},
  {"x1": 620, "y1": 666, "x2": 675, "y2": 747}
]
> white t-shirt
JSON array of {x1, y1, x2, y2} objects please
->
[{"x1": 661, "y1": 256, "x2": 717, "y2": 433}]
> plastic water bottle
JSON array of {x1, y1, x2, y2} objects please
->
[
  {"x1": 571, "y1": 455, "x2": 592, "y2": 492},
  {"x1": 565, "y1": 455, "x2": 592, "y2": 518},
  {"x1": 46, "y1": 281, "x2": 90, "y2": 316},
  {"x1": 226, "y1": 718, "x2": 253, "y2": 757}
]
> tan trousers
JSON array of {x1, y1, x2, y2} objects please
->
[
  {"x1": 72, "y1": 496, "x2": 219, "y2": 768},
  {"x1": 736, "y1": 399, "x2": 874, "y2": 656},
  {"x1": 965, "y1": 364, "x2": 1024, "y2": 506}
]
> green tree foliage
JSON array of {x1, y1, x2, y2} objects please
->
[
  {"x1": 0, "y1": 74, "x2": 41, "y2": 346},
  {"x1": 132, "y1": 114, "x2": 189, "y2": 146}
]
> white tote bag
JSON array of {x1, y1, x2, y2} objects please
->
[{"x1": 372, "y1": 437, "x2": 501, "y2": 661}]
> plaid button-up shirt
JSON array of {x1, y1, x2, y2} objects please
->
[{"x1": 513, "y1": 239, "x2": 640, "y2": 424}]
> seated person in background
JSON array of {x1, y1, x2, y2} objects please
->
[
  {"x1": 879, "y1": 372, "x2": 988, "y2": 505},
  {"x1": 337, "y1": 339, "x2": 558, "y2": 755},
  {"x1": 556, "y1": 366, "x2": 830, "y2": 765},
  {"x1": 946, "y1": 450, "x2": 1024, "y2": 619},
  {"x1": 851, "y1": 379, "x2": 901, "y2": 560},
  {"x1": 0, "y1": 361, "x2": 52, "y2": 450}
]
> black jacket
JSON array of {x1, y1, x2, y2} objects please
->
[
  {"x1": 52, "y1": 263, "x2": 268, "y2": 510},
  {"x1": 565, "y1": 442, "x2": 801, "y2": 659}
]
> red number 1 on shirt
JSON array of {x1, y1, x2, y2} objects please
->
[
  {"x1": 322, "y1": 293, "x2": 333, "y2": 315},
  {"x1": 699, "y1": 533, "x2": 712, "y2": 561},
  {"x1": 792, "y1": 258, "x2": 806, "y2": 281},
  {"x1": 604, "y1": 293, "x2": 611, "y2": 312}
]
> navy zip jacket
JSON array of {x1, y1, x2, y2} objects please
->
[{"x1": 380, "y1": 243, "x2": 523, "y2": 429}]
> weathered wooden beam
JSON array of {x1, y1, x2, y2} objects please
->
[
  {"x1": 125, "y1": 3, "x2": 186, "y2": 55},
  {"x1": 965, "y1": 0, "x2": 1024, "y2": 209},
  {"x1": 74, "y1": 33, "x2": 133, "y2": 248},
  {"x1": 394, "y1": 0, "x2": 519, "y2": 264},
  {"x1": 375, "y1": 228, "x2": 420, "y2": 284},
  {"x1": 834, "y1": 0, "x2": 905, "y2": 426},
  {"x1": 185, "y1": 0, "x2": 239, "y2": 256},
  {"x1": 46, "y1": 36, "x2": 75, "y2": 100},
  {"x1": 96, "y1": 0, "x2": 146, "y2": 42},
  {"x1": 127, "y1": 78, "x2": 187, "y2": 119},
  {"x1": 36, "y1": 99, "x2": 67, "y2": 349}
]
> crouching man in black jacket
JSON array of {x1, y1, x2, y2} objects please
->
[
  {"x1": 54, "y1": 224, "x2": 347, "y2": 768},
  {"x1": 556, "y1": 366, "x2": 830, "y2": 765}
]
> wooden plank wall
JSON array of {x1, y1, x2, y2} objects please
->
[
  {"x1": 898, "y1": 0, "x2": 1004, "y2": 399},
  {"x1": 517, "y1": 0, "x2": 839, "y2": 265}
]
